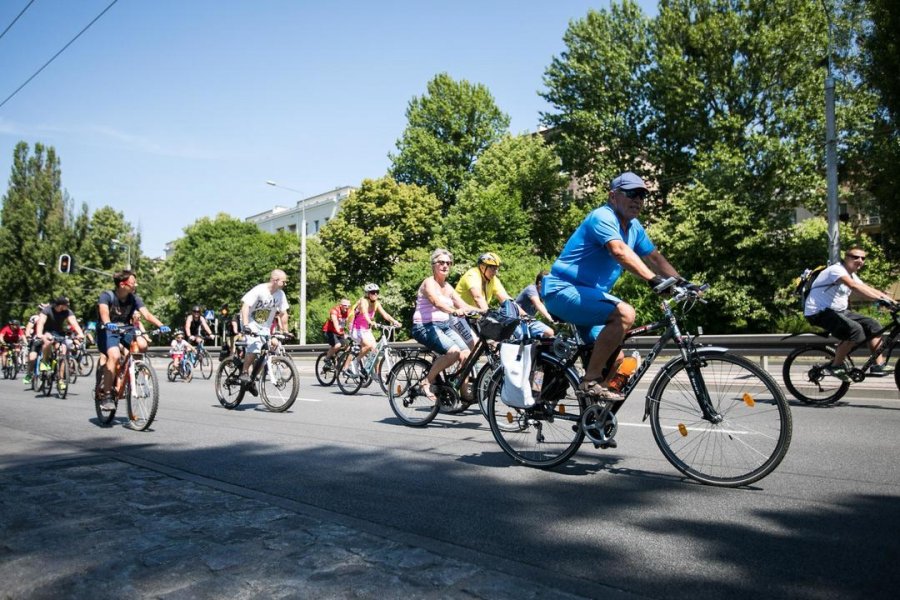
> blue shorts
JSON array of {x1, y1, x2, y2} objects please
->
[
  {"x1": 96, "y1": 329, "x2": 135, "y2": 355},
  {"x1": 541, "y1": 278, "x2": 620, "y2": 343},
  {"x1": 411, "y1": 321, "x2": 467, "y2": 355}
]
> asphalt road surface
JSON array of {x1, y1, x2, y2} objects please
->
[{"x1": 1, "y1": 356, "x2": 898, "y2": 599}]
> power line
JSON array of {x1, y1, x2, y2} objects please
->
[
  {"x1": 0, "y1": 0, "x2": 119, "y2": 110},
  {"x1": 0, "y1": 0, "x2": 35, "y2": 43}
]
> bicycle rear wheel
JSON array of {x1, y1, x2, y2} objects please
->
[
  {"x1": 782, "y1": 346, "x2": 849, "y2": 405},
  {"x1": 486, "y1": 357, "x2": 586, "y2": 469},
  {"x1": 315, "y1": 351, "x2": 337, "y2": 386},
  {"x1": 128, "y1": 362, "x2": 159, "y2": 431},
  {"x1": 215, "y1": 360, "x2": 244, "y2": 409},
  {"x1": 94, "y1": 371, "x2": 116, "y2": 425},
  {"x1": 198, "y1": 349, "x2": 213, "y2": 379},
  {"x1": 260, "y1": 356, "x2": 299, "y2": 412},
  {"x1": 648, "y1": 352, "x2": 792, "y2": 487},
  {"x1": 387, "y1": 357, "x2": 439, "y2": 426}
]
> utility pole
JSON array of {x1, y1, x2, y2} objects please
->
[{"x1": 824, "y1": 0, "x2": 840, "y2": 264}]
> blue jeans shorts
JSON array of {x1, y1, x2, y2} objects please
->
[
  {"x1": 411, "y1": 321, "x2": 468, "y2": 355},
  {"x1": 542, "y1": 281, "x2": 621, "y2": 343}
]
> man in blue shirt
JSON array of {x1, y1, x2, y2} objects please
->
[{"x1": 542, "y1": 172, "x2": 683, "y2": 403}]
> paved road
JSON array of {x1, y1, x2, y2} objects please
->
[{"x1": 1, "y1": 357, "x2": 898, "y2": 599}]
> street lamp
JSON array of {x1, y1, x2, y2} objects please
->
[
  {"x1": 111, "y1": 238, "x2": 131, "y2": 270},
  {"x1": 266, "y1": 180, "x2": 308, "y2": 344}
]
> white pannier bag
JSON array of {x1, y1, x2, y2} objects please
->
[{"x1": 499, "y1": 341, "x2": 538, "y2": 408}]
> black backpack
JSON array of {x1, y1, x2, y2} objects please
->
[{"x1": 792, "y1": 265, "x2": 828, "y2": 312}]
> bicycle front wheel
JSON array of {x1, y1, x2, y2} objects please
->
[
  {"x1": 128, "y1": 362, "x2": 159, "y2": 431},
  {"x1": 475, "y1": 359, "x2": 500, "y2": 419},
  {"x1": 387, "y1": 357, "x2": 439, "y2": 426},
  {"x1": 648, "y1": 352, "x2": 792, "y2": 487},
  {"x1": 78, "y1": 352, "x2": 94, "y2": 377},
  {"x1": 66, "y1": 356, "x2": 78, "y2": 384},
  {"x1": 336, "y1": 355, "x2": 365, "y2": 395},
  {"x1": 260, "y1": 356, "x2": 299, "y2": 412},
  {"x1": 198, "y1": 349, "x2": 213, "y2": 379},
  {"x1": 486, "y1": 358, "x2": 586, "y2": 469},
  {"x1": 782, "y1": 346, "x2": 849, "y2": 405},
  {"x1": 314, "y1": 351, "x2": 337, "y2": 386},
  {"x1": 375, "y1": 348, "x2": 401, "y2": 395},
  {"x1": 215, "y1": 360, "x2": 244, "y2": 409}
]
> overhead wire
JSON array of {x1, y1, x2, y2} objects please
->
[
  {"x1": 0, "y1": 0, "x2": 35, "y2": 43},
  {"x1": 0, "y1": 0, "x2": 119, "y2": 110}
]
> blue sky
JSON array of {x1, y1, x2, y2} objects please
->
[{"x1": 0, "y1": 0, "x2": 658, "y2": 258}]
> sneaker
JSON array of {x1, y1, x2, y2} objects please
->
[
  {"x1": 598, "y1": 438, "x2": 618, "y2": 450},
  {"x1": 23, "y1": 374, "x2": 32, "y2": 385},
  {"x1": 57, "y1": 381, "x2": 67, "y2": 392},
  {"x1": 100, "y1": 395, "x2": 115, "y2": 411},
  {"x1": 869, "y1": 363, "x2": 894, "y2": 376},
  {"x1": 324, "y1": 357, "x2": 334, "y2": 368},
  {"x1": 39, "y1": 361, "x2": 51, "y2": 372},
  {"x1": 577, "y1": 379, "x2": 625, "y2": 402},
  {"x1": 239, "y1": 373, "x2": 251, "y2": 385},
  {"x1": 824, "y1": 365, "x2": 851, "y2": 382}
]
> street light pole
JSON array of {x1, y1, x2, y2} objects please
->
[
  {"x1": 823, "y1": 1, "x2": 840, "y2": 264},
  {"x1": 111, "y1": 238, "x2": 131, "y2": 270},
  {"x1": 266, "y1": 180, "x2": 307, "y2": 345}
]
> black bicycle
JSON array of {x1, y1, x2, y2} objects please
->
[
  {"x1": 782, "y1": 301, "x2": 900, "y2": 405},
  {"x1": 484, "y1": 279, "x2": 793, "y2": 488},
  {"x1": 214, "y1": 331, "x2": 299, "y2": 412}
]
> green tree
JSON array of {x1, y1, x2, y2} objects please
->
[
  {"x1": 318, "y1": 177, "x2": 441, "y2": 291},
  {"x1": 0, "y1": 142, "x2": 69, "y2": 320},
  {"x1": 390, "y1": 73, "x2": 510, "y2": 213},
  {"x1": 165, "y1": 214, "x2": 299, "y2": 329}
]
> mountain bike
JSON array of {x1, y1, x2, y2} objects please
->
[
  {"x1": 484, "y1": 279, "x2": 793, "y2": 488},
  {"x1": 387, "y1": 315, "x2": 507, "y2": 426},
  {"x1": 94, "y1": 326, "x2": 159, "y2": 431},
  {"x1": 334, "y1": 325, "x2": 402, "y2": 395},
  {"x1": 782, "y1": 301, "x2": 900, "y2": 405},
  {"x1": 36, "y1": 334, "x2": 78, "y2": 398},
  {"x1": 214, "y1": 331, "x2": 299, "y2": 412}
]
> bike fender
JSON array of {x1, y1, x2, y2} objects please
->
[{"x1": 642, "y1": 346, "x2": 729, "y2": 421}]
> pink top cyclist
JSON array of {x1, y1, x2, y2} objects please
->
[{"x1": 347, "y1": 283, "x2": 401, "y2": 370}]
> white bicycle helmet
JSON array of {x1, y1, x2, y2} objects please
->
[{"x1": 363, "y1": 283, "x2": 380, "y2": 293}]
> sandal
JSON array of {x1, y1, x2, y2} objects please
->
[
  {"x1": 418, "y1": 381, "x2": 437, "y2": 401},
  {"x1": 578, "y1": 379, "x2": 624, "y2": 402}
]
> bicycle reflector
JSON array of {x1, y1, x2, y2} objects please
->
[{"x1": 58, "y1": 254, "x2": 74, "y2": 274}]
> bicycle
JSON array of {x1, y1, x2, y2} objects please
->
[
  {"x1": 2, "y1": 343, "x2": 21, "y2": 379},
  {"x1": 387, "y1": 314, "x2": 508, "y2": 426},
  {"x1": 335, "y1": 325, "x2": 402, "y2": 395},
  {"x1": 93, "y1": 326, "x2": 159, "y2": 431},
  {"x1": 71, "y1": 338, "x2": 95, "y2": 377},
  {"x1": 214, "y1": 331, "x2": 299, "y2": 412},
  {"x1": 36, "y1": 334, "x2": 78, "y2": 398},
  {"x1": 167, "y1": 352, "x2": 193, "y2": 382},
  {"x1": 483, "y1": 278, "x2": 793, "y2": 487},
  {"x1": 315, "y1": 337, "x2": 350, "y2": 387},
  {"x1": 187, "y1": 337, "x2": 214, "y2": 379},
  {"x1": 782, "y1": 301, "x2": 900, "y2": 405}
]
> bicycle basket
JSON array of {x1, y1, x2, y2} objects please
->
[{"x1": 478, "y1": 309, "x2": 519, "y2": 342}]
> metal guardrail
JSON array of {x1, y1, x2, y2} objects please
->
[{"x1": 135, "y1": 333, "x2": 842, "y2": 360}]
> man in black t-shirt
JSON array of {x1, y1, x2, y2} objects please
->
[{"x1": 31, "y1": 297, "x2": 84, "y2": 392}]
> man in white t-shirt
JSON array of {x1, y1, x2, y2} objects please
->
[
  {"x1": 239, "y1": 269, "x2": 290, "y2": 383},
  {"x1": 804, "y1": 246, "x2": 897, "y2": 380}
]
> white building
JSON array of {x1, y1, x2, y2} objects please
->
[{"x1": 246, "y1": 186, "x2": 354, "y2": 236}]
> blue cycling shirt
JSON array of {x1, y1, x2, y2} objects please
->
[{"x1": 545, "y1": 204, "x2": 655, "y2": 294}]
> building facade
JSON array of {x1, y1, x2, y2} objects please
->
[{"x1": 246, "y1": 186, "x2": 354, "y2": 236}]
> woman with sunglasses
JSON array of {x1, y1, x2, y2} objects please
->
[
  {"x1": 410, "y1": 249, "x2": 482, "y2": 400},
  {"x1": 804, "y1": 246, "x2": 897, "y2": 380},
  {"x1": 540, "y1": 171, "x2": 688, "y2": 412},
  {"x1": 346, "y1": 283, "x2": 401, "y2": 377}
]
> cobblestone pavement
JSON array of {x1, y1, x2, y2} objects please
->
[{"x1": 0, "y1": 455, "x2": 595, "y2": 600}]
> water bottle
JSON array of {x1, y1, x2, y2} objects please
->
[{"x1": 608, "y1": 351, "x2": 640, "y2": 392}]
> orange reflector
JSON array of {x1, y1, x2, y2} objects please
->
[
  {"x1": 396, "y1": 385, "x2": 402, "y2": 394},
  {"x1": 558, "y1": 404, "x2": 566, "y2": 415},
  {"x1": 678, "y1": 423, "x2": 688, "y2": 437},
  {"x1": 505, "y1": 412, "x2": 514, "y2": 423},
  {"x1": 743, "y1": 393, "x2": 755, "y2": 407}
]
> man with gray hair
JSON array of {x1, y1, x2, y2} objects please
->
[{"x1": 239, "y1": 269, "x2": 290, "y2": 384}]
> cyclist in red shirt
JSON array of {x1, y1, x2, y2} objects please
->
[
  {"x1": 322, "y1": 299, "x2": 351, "y2": 367},
  {"x1": 0, "y1": 320, "x2": 23, "y2": 368}
]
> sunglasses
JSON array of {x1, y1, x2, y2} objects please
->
[
  {"x1": 620, "y1": 189, "x2": 648, "y2": 200},
  {"x1": 847, "y1": 254, "x2": 866, "y2": 261},
  {"x1": 433, "y1": 260, "x2": 453, "y2": 266}
]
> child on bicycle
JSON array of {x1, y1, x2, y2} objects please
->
[{"x1": 169, "y1": 331, "x2": 193, "y2": 371}]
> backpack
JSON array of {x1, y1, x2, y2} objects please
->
[{"x1": 792, "y1": 265, "x2": 827, "y2": 312}]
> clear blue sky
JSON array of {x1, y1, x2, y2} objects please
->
[{"x1": 0, "y1": 0, "x2": 658, "y2": 258}]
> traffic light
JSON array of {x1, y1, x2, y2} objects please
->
[{"x1": 58, "y1": 254, "x2": 74, "y2": 274}]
